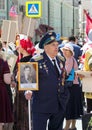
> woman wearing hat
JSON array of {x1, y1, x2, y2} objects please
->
[
  {"x1": 61, "y1": 43, "x2": 83, "y2": 130},
  {"x1": 14, "y1": 37, "x2": 36, "y2": 130}
]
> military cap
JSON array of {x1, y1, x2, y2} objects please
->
[{"x1": 39, "y1": 31, "x2": 56, "y2": 49}]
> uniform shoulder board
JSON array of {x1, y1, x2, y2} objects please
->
[
  {"x1": 57, "y1": 55, "x2": 65, "y2": 62},
  {"x1": 32, "y1": 54, "x2": 43, "y2": 61}
]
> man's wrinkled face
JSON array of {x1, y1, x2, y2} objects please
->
[
  {"x1": 24, "y1": 67, "x2": 32, "y2": 77},
  {"x1": 44, "y1": 41, "x2": 59, "y2": 58}
]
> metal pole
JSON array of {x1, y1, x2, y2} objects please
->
[
  {"x1": 78, "y1": 1, "x2": 82, "y2": 37},
  {"x1": 7, "y1": 0, "x2": 9, "y2": 19},
  {"x1": 61, "y1": 2, "x2": 63, "y2": 36},
  {"x1": 48, "y1": 0, "x2": 50, "y2": 26},
  {"x1": 73, "y1": 0, "x2": 74, "y2": 35}
]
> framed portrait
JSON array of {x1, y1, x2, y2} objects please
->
[
  {"x1": 1, "y1": 20, "x2": 18, "y2": 43},
  {"x1": 22, "y1": 16, "x2": 36, "y2": 38},
  {"x1": 75, "y1": 70, "x2": 92, "y2": 92},
  {"x1": 18, "y1": 62, "x2": 39, "y2": 91},
  {"x1": 6, "y1": 53, "x2": 18, "y2": 73}
]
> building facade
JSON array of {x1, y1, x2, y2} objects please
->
[{"x1": 0, "y1": 0, "x2": 87, "y2": 38}]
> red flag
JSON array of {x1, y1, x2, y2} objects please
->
[
  {"x1": 9, "y1": 5, "x2": 17, "y2": 17},
  {"x1": 84, "y1": 9, "x2": 92, "y2": 41}
]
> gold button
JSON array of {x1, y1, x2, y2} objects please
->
[
  {"x1": 58, "y1": 94, "x2": 60, "y2": 98},
  {"x1": 58, "y1": 89, "x2": 60, "y2": 92},
  {"x1": 58, "y1": 83, "x2": 61, "y2": 86}
]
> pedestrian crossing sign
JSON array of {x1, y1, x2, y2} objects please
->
[{"x1": 26, "y1": 1, "x2": 42, "y2": 18}]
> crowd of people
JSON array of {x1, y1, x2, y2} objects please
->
[{"x1": 0, "y1": 30, "x2": 92, "y2": 130}]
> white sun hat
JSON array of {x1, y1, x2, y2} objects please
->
[{"x1": 62, "y1": 43, "x2": 74, "y2": 56}]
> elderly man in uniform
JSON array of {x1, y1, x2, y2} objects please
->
[{"x1": 25, "y1": 31, "x2": 69, "y2": 130}]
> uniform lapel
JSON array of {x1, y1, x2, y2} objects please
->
[{"x1": 43, "y1": 52, "x2": 60, "y2": 76}]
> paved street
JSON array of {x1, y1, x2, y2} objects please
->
[
  {"x1": 46, "y1": 118, "x2": 82, "y2": 130},
  {"x1": 63, "y1": 118, "x2": 82, "y2": 130},
  {"x1": 76, "y1": 118, "x2": 82, "y2": 130}
]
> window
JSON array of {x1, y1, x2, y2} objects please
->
[{"x1": 0, "y1": 0, "x2": 5, "y2": 10}]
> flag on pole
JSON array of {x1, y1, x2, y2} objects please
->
[
  {"x1": 9, "y1": 5, "x2": 17, "y2": 17},
  {"x1": 84, "y1": 9, "x2": 92, "y2": 41}
]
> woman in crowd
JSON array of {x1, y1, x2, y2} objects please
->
[
  {"x1": 79, "y1": 46, "x2": 92, "y2": 113},
  {"x1": 0, "y1": 41, "x2": 13, "y2": 130},
  {"x1": 61, "y1": 43, "x2": 83, "y2": 130},
  {"x1": 14, "y1": 36, "x2": 36, "y2": 130},
  {"x1": 0, "y1": 55, "x2": 13, "y2": 130}
]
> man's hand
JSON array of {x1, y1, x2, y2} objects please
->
[{"x1": 25, "y1": 91, "x2": 33, "y2": 100}]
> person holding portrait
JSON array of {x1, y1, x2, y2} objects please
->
[
  {"x1": 13, "y1": 36, "x2": 36, "y2": 130},
  {"x1": 25, "y1": 31, "x2": 69, "y2": 130}
]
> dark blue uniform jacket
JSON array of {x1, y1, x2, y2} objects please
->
[{"x1": 30, "y1": 51, "x2": 69, "y2": 113}]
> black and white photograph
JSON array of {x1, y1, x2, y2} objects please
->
[{"x1": 18, "y1": 62, "x2": 38, "y2": 90}]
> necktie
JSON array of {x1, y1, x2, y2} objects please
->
[{"x1": 52, "y1": 59, "x2": 59, "y2": 77}]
